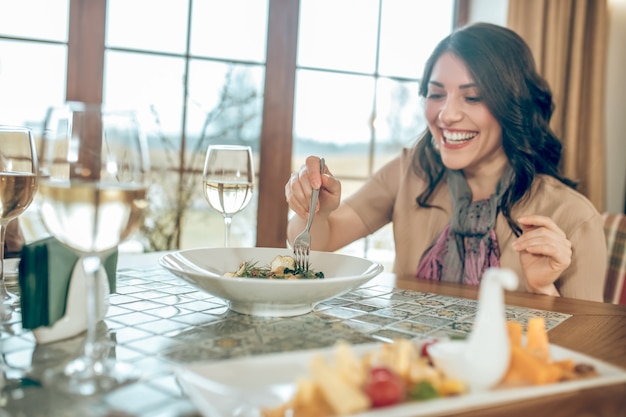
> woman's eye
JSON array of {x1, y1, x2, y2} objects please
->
[
  {"x1": 426, "y1": 93, "x2": 444, "y2": 100},
  {"x1": 466, "y1": 96, "x2": 482, "y2": 103}
]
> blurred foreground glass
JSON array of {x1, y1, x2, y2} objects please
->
[
  {"x1": 203, "y1": 145, "x2": 254, "y2": 247},
  {"x1": 39, "y1": 102, "x2": 149, "y2": 395},
  {"x1": 0, "y1": 127, "x2": 38, "y2": 307}
]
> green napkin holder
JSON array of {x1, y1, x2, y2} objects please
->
[{"x1": 19, "y1": 237, "x2": 117, "y2": 344}]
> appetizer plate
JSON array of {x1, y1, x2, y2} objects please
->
[
  {"x1": 159, "y1": 247, "x2": 384, "y2": 317},
  {"x1": 175, "y1": 342, "x2": 626, "y2": 417}
]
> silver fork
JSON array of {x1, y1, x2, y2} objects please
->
[{"x1": 293, "y1": 158, "x2": 325, "y2": 272}]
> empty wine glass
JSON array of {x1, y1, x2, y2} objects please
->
[
  {"x1": 0, "y1": 126, "x2": 38, "y2": 308},
  {"x1": 39, "y1": 102, "x2": 149, "y2": 395},
  {"x1": 203, "y1": 145, "x2": 254, "y2": 247}
]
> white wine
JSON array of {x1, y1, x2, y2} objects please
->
[
  {"x1": 0, "y1": 172, "x2": 37, "y2": 221},
  {"x1": 39, "y1": 181, "x2": 148, "y2": 254},
  {"x1": 203, "y1": 180, "x2": 253, "y2": 216}
]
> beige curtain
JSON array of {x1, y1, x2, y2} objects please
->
[{"x1": 507, "y1": 0, "x2": 609, "y2": 212}]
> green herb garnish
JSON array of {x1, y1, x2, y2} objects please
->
[
  {"x1": 408, "y1": 381, "x2": 440, "y2": 401},
  {"x1": 229, "y1": 259, "x2": 324, "y2": 279}
]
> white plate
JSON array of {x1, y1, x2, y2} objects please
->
[
  {"x1": 3, "y1": 258, "x2": 19, "y2": 284},
  {"x1": 176, "y1": 342, "x2": 626, "y2": 417},
  {"x1": 159, "y1": 247, "x2": 384, "y2": 317}
]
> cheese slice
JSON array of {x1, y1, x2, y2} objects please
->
[{"x1": 309, "y1": 355, "x2": 371, "y2": 416}]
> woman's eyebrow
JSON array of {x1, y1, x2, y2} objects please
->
[{"x1": 427, "y1": 81, "x2": 477, "y2": 89}]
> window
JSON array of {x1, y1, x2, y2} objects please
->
[
  {"x1": 294, "y1": 0, "x2": 455, "y2": 266},
  {"x1": 0, "y1": 0, "x2": 460, "y2": 261},
  {"x1": 104, "y1": 0, "x2": 268, "y2": 250},
  {"x1": 0, "y1": 0, "x2": 68, "y2": 128}
]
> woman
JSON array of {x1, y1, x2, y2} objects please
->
[{"x1": 285, "y1": 23, "x2": 606, "y2": 302}]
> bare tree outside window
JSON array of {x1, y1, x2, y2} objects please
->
[{"x1": 140, "y1": 67, "x2": 262, "y2": 251}]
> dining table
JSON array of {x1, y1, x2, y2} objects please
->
[{"x1": 1, "y1": 250, "x2": 625, "y2": 417}]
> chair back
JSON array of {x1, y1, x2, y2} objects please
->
[{"x1": 602, "y1": 212, "x2": 626, "y2": 304}]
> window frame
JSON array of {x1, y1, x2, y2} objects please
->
[{"x1": 6, "y1": 0, "x2": 468, "y2": 249}]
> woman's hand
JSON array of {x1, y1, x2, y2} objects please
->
[
  {"x1": 285, "y1": 156, "x2": 367, "y2": 252},
  {"x1": 512, "y1": 215, "x2": 572, "y2": 296},
  {"x1": 285, "y1": 156, "x2": 341, "y2": 219}
]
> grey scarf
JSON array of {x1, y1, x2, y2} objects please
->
[{"x1": 416, "y1": 166, "x2": 514, "y2": 284}]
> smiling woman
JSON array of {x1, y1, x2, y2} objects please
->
[
  {"x1": 285, "y1": 22, "x2": 607, "y2": 302},
  {"x1": 423, "y1": 52, "x2": 506, "y2": 183}
]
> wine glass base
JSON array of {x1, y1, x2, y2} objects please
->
[
  {"x1": 0, "y1": 289, "x2": 19, "y2": 307},
  {"x1": 42, "y1": 356, "x2": 139, "y2": 396}
]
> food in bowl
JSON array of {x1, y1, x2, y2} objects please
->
[{"x1": 225, "y1": 255, "x2": 325, "y2": 279}]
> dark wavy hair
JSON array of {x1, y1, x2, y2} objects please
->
[{"x1": 413, "y1": 22, "x2": 576, "y2": 236}]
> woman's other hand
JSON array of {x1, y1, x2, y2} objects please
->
[
  {"x1": 512, "y1": 215, "x2": 572, "y2": 296},
  {"x1": 285, "y1": 156, "x2": 341, "y2": 219}
]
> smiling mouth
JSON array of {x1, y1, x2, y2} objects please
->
[{"x1": 443, "y1": 130, "x2": 477, "y2": 145}]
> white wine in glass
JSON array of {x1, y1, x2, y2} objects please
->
[
  {"x1": 0, "y1": 126, "x2": 38, "y2": 308},
  {"x1": 203, "y1": 145, "x2": 254, "y2": 247},
  {"x1": 39, "y1": 102, "x2": 149, "y2": 395}
]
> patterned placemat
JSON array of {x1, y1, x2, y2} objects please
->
[{"x1": 102, "y1": 266, "x2": 571, "y2": 365}]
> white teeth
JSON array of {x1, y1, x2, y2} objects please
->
[{"x1": 443, "y1": 131, "x2": 477, "y2": 143}]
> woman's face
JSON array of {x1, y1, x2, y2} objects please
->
[{"x1": 424, "y1": 52, "x2": 507, "y2": 177}]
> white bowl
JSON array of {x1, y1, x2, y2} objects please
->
[{"x1": 159, "y1": 247, "x2": 384, "y2": 317}]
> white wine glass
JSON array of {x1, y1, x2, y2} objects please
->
[
  {"x1": 0, "y1": 126, "x2": 38, "y2": 308},
  {"x1": 203, "y1": 145, "x2": 254, "y2": 247},
  {"x1": 39, "y1": 102, "x2": 149, "y2": 395}
]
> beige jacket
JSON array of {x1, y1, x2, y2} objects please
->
[{"x1": 345, "y1": 148, "x2": 607, "y2": 302}]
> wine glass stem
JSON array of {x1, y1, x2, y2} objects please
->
[
  {"x1": 81, "y1": 255, "x2": 101, "y2": 359},
  {"x1": 0, "y1": 223, "x2": 9, "y2": 302},
  {"x1": 223, "y1": 215, "x2": 232, "y2": 248}
]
